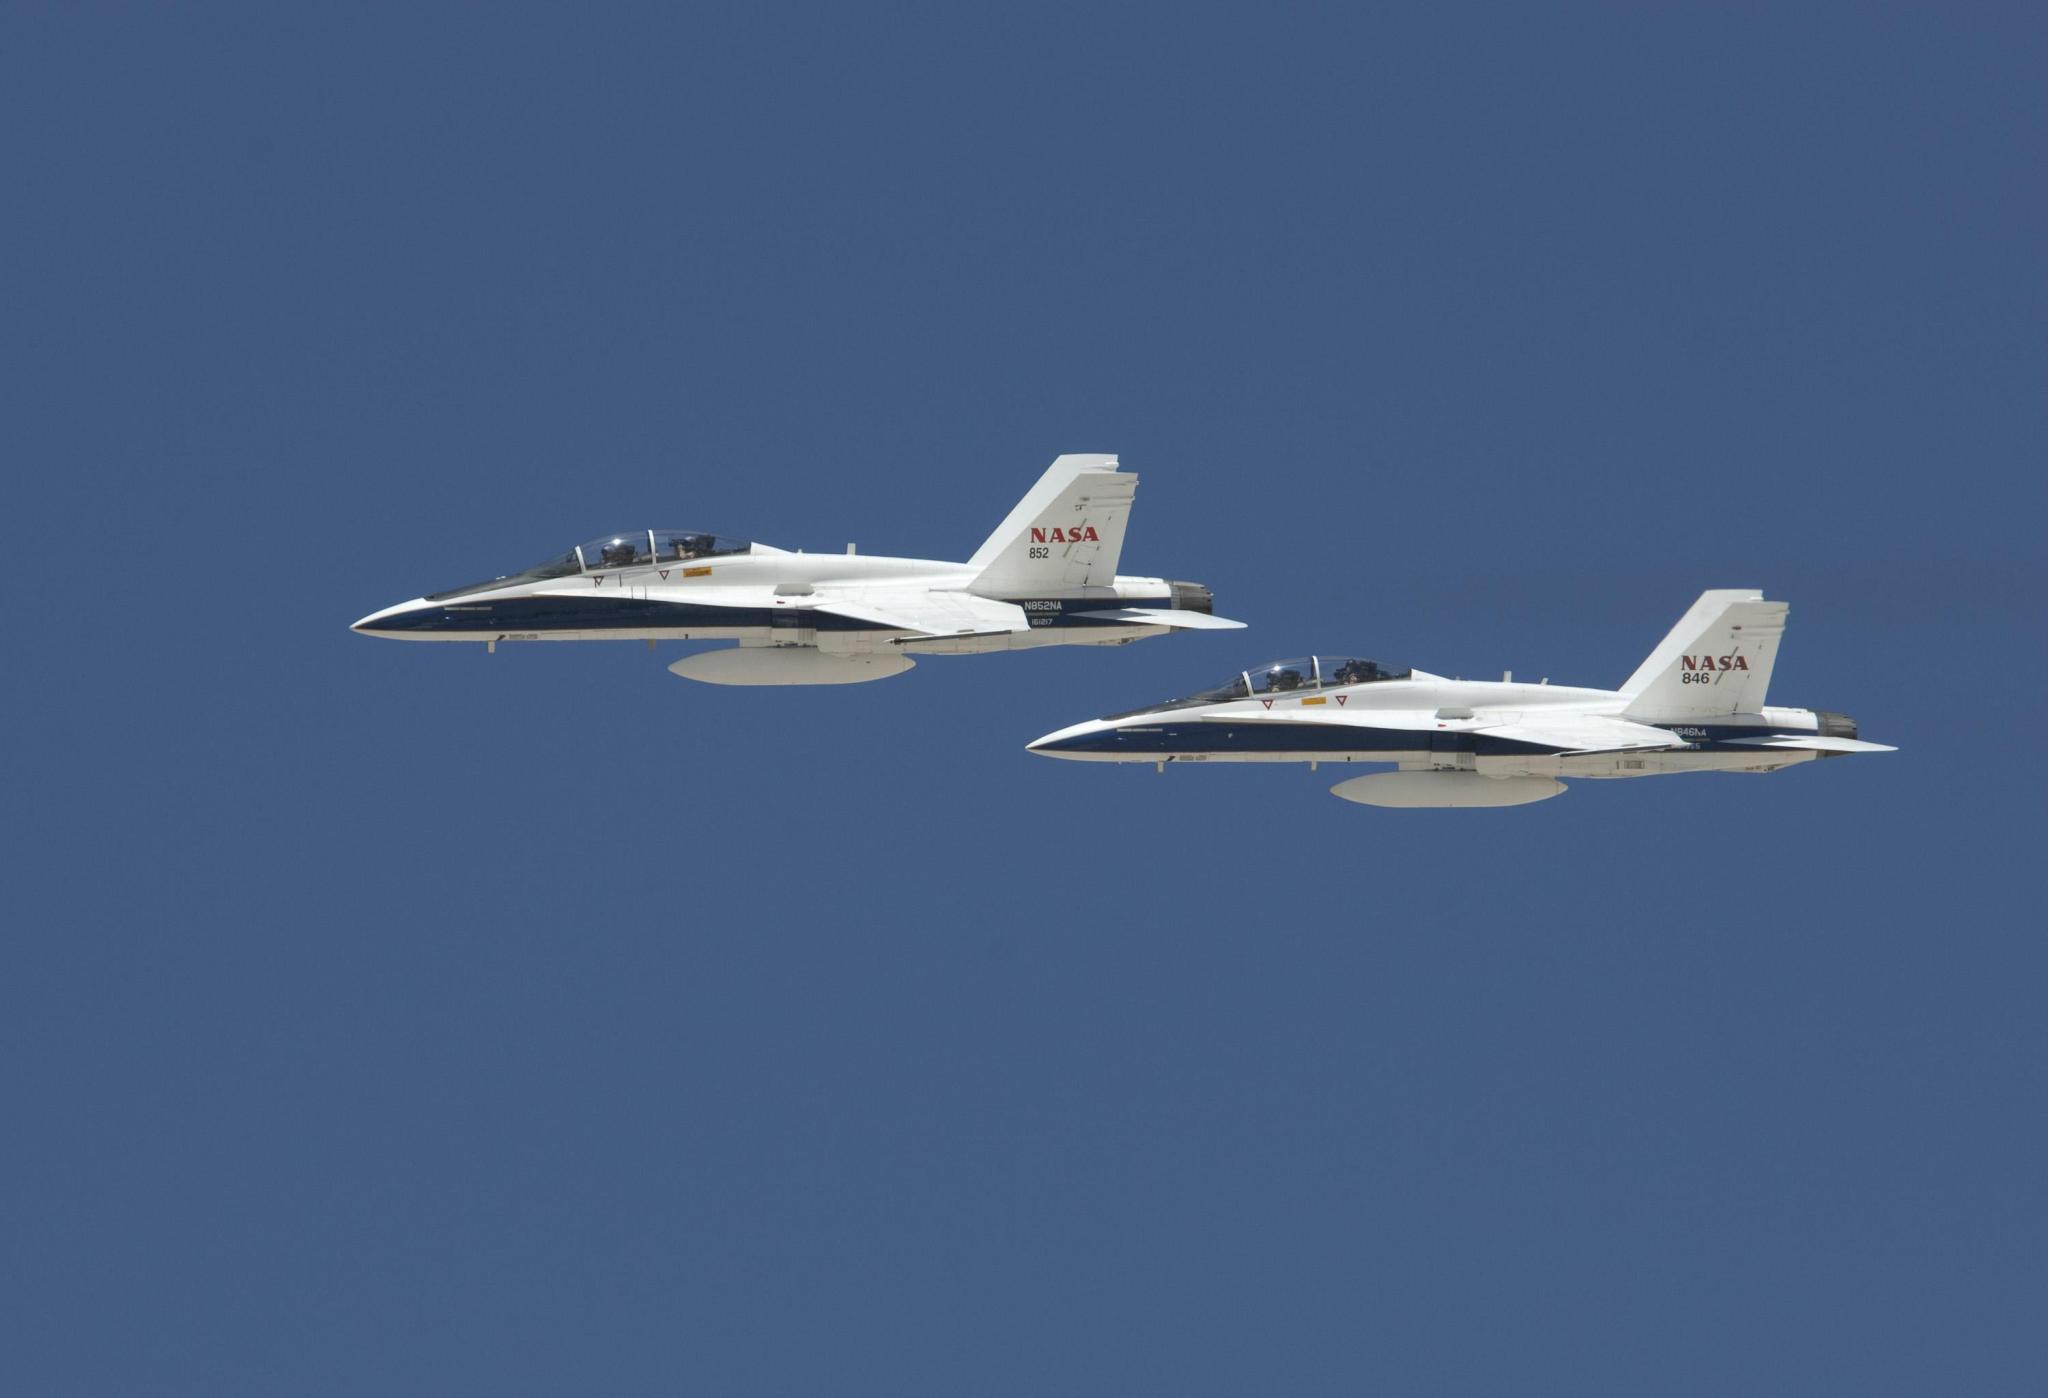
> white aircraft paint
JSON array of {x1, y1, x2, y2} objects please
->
[
  {"x1": 1028, "y1": 591, "x2": 1894, "y2": 808},
  {"x1": 352, "y1": 454, "x2": 1243, "y2": 684}
]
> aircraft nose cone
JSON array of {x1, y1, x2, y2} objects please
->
[
  {"x1": 351, "y1": 598, "x2": 431, "y2": 635},
  {"x1": 1027, "y1": 718, "x2": 1110, "y2": 758}
]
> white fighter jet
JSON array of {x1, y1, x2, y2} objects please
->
[
  {"x1": 352, "y1": 454, "x2": 1242, "y2": 684},
  {"x1": 1028, "y1": 590, "x2": 1894, "y2": 806}
]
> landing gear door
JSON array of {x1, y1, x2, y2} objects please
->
[
  {"x1": 771, "y1": 606, "x2": 813, "y2": 647},
  {"x1": 1430, "y1": 726, "x2": 1476, "y2": 771}
]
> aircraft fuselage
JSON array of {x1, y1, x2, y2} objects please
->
[
  {"x1": 355, "y1": 547, "x2": 1208, "y2": 654},
  {"x1": 1029, "y1": 672, "x2": 1860, "y2": 779}
]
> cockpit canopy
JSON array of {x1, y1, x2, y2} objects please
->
[
  {"x1": 426, "y1": 529, "x2": 751, "y2": 600},
  {"x1": 574, "y1": 529, "x2": 751, "y2": 570},
  {"x1": 1113, "y1": 655, "x2": 1411, "y2": 716}
]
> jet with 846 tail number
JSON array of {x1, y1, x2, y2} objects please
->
[
  {"x1": 1028, "y1": 590, "x2": 1893, "y2": 807},
  {"x1": 351, "y1": 454, "x2": 1242, "y2": 684}
]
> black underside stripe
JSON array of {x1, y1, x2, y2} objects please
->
[
  {"x1": 369, "y1": 594, "x2": 1168, "y2": 635},
  {"x1": 1046, "y1": 722, "x2": 1819, "y2": 759}
]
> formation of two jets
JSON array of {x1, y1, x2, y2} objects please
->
[{"x1": 354, "y1": 454, "x2": 1892, "y2": 807}]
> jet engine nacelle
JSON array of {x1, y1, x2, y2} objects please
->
[
  {"x1": 668, "y1": 647, "x2": 916, "y2": 686},
  {"x1": 1331, "y1": 772, "x2": 1567, "y2": 808}
]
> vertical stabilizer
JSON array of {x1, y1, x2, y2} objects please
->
[
  {"x1": 1621, "y1": 590, "x2": 1788, "y2": 718},
  {"x1": 968, "y1": 454, "x2": 1137, "y2": 593}
]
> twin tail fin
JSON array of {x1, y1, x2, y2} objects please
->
[
  {"x1": 1621, "y1": 589, "x2": 1788, "y2": 718},
  {"x1": 968, "y1": 454, "x2": 1136, "y2": 593}
]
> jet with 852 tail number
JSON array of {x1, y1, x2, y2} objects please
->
[
  {"x1": 351, "y1": 454, "x2": 1243, "y2": 684},
  {"x1": 1028, "y1": 590, "x2": 1893, "y2": 807}
]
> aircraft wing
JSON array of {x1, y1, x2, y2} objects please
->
[
  {"x1": 536, "y1": 583, "x2": 1029, "y2": 640},
  {"x1": 808, "y1": 590, "x2": 1031, "y2": 639},
  {"x1": 537, "y1": 583, "x2": 786, "y2": 610},
  {"x1": 1195, "y1": 707, "x2": 1438, "y2": 731},
  {"x1": 539, "y1": 582, "x2": 1031, "y2": 640},
  {"x1": 1071, "y1": 607, "x2": 1247, "y2": 630},
  {"x1": 1469, "y1": 714, "x2": 1690, "y2": 754}
]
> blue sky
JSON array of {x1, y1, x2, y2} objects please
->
[{"x1": 5, "y1": 5, "x2": 2044, "y2": 1394}]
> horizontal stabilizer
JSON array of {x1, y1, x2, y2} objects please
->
[
  {"x1": 1720, "y1": 734, "x2": 1897, "y2": 754},
  {"x1": 1070, "y1": 607, "x2": 1247, "y2": 630}
]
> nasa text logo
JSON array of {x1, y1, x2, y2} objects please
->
[{"x1": 1680, "y1": 654, "x2": 1749, "y2": 684}]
